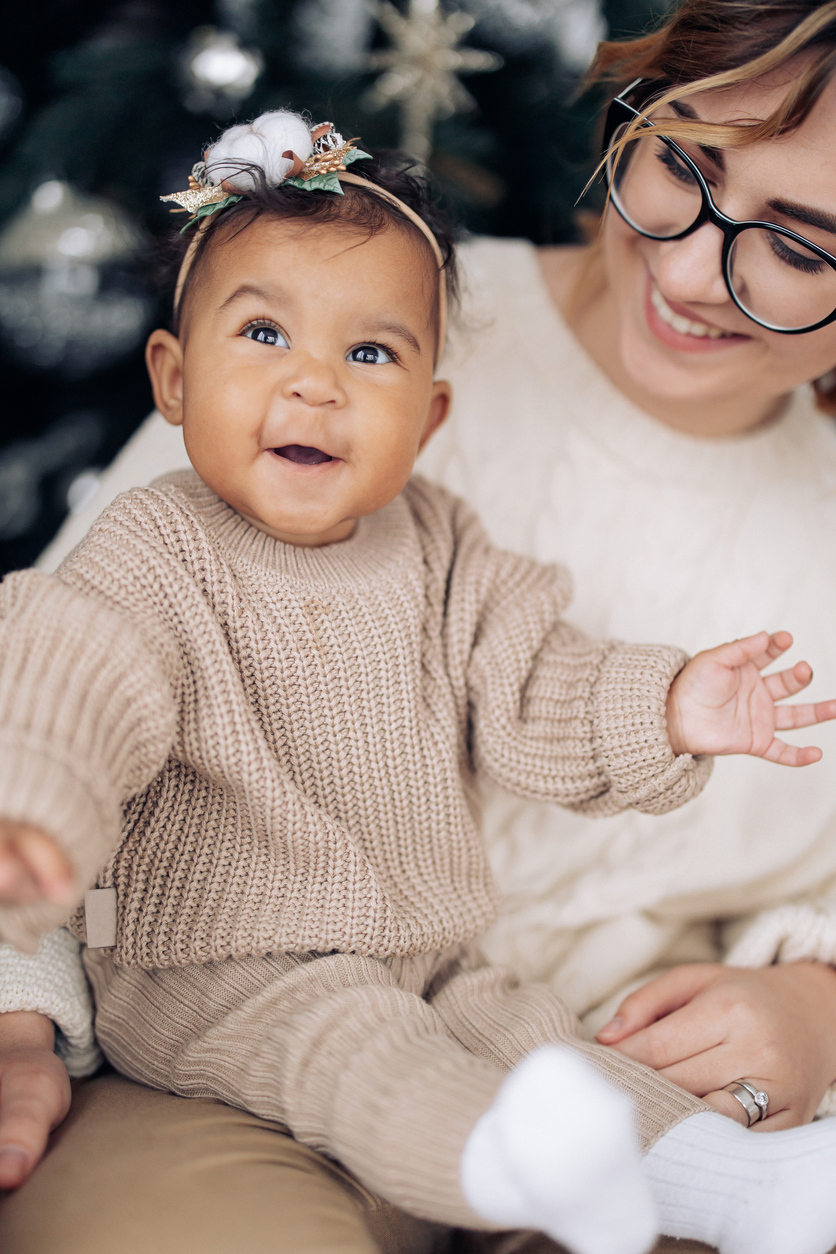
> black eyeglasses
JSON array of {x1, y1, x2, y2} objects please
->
[{"x1": 602, "y1": 78, "x2": 836, "y2": 335}]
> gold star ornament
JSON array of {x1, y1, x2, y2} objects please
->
[{"x1": 364, "y1": 0, "x2": 503, "y2": 161}]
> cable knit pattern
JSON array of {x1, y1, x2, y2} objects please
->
[
  {"x1": 0, "y1": 470, "x2": 708, "y2": 967},
  {"x1": 0, "y1": 929, "x2": 99, "y2": 1075}
]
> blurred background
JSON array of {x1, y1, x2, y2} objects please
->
[{"x1": 0, "y1": 0, "x2": 671, "y2": 575}]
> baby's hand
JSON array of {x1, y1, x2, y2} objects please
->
[
  {"x1": 0, "y1": 821, "x2": 74, "y2": 906},
  {"x1": 0, "y1": 1011, "x2": 71, "y2": 1188},
  {"x1": 666, "y1": 631, "x2": 836, "y2": 767}
]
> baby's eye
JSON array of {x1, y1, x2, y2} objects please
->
[
  {"x1": 243, "y1": 323, "x2": 288, "y2": 348},
  {"x1": 347, "y1": 344, "x2": 393, "y2": 365}
]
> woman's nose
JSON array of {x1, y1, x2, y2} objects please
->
[
  {"x1": 654, "y1": 222, "x2": 730, "y2": 307},
  {"x1": 279, "y1": 353, "x2": 347, "y2": 407}
]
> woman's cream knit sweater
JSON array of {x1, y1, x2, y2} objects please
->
[{"x1": 0, "y1": 471, "x2": 707, "y2": 966}]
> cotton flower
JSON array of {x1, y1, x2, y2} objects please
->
[{"x1": 204, "y1": 111, "x2": 314, "y2": 192}]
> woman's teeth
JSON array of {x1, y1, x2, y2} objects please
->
[{"x1": 650, "y1": 284, "x2": 731, "y2": 339}]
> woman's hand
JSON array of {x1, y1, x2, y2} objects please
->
[
  {"x1": 666, "y1": 631, "x2": 836, "y2": 766},
  {"x1": 596, "y1": 962, "x2": 836, "y2": 1129},
  {"x1": 0, "y1": 1010, "x2": 70, "y2": 1188},
  {"x1": 0, "y1": 821, "x2": 74, "y2": 906}
]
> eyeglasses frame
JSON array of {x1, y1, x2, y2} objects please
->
[{"x1": 602, "y1": 78, "x2": 836, "y2": 335}]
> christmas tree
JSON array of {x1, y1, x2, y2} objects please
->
[{"x1": 0, "y1": 0, "x2": 672, "y2": 574}]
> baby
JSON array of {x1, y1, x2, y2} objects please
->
[{"x1": 1, "y1": 112, "x2": 836, "y2": 1254}]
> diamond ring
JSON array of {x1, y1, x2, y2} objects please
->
[{"x1": 724, "y1": 1079, "x2": 769, "y2": 1125}]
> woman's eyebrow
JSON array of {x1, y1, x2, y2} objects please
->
[
  {"x1": 670, "y1": 99, "x2": 725, "y2": 170},
  {"x1": 767, "y1": 198, "x2": 836, "y2": 237}
]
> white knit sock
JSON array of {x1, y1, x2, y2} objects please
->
[
  {"x1": 460, "y1": 1045, "x2": 657, "y2": 1254},
  {"x1": 646, "y1": 1110, "x2": 836, "y2": 1254}
]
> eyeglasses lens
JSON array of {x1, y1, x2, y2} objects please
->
[
  {"x1": 728, "y1": 230, "x2": 836, "y2": 332},
  {"x1": 607, "y1": 126, "x2": 702, "y2": 240}
]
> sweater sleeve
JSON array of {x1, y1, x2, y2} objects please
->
[
  {"x1": 0, "y1": 544, "x2": 179, "y2": 951},
  {"x1": 0, "y1": 928, "x2": 100, "y2": 1076},
  {"x1": 447, "y1": 500, "x2": 711, "y2": 817}
]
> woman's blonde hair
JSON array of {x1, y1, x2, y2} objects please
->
[{"x1": 586, "y1": 0, "x2": 836, "y2": 412}]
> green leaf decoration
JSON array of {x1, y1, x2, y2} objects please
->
[
  {"x1": 180, "y1": 194, "x2": 242, "y2": 233},
  {"x1": 285, "y1": 171, "x2": 344, "y2": 194},
  {"x1": 344, "y1": 149, "x2": 372, "y2": 166}
]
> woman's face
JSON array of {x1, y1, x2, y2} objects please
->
[{"x1": 604, "y1": 63, "x2": 836, "y2": 408}]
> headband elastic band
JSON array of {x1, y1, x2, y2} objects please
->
[{"x1": 173, "y1": 171, "x2": 447, "y2": 360}]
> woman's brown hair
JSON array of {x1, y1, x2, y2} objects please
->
[{"x1": 586, "y1": 0, "x2": 836, "y2": 413}]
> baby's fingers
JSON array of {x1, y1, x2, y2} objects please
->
[
  {"x1": 0, "y1": 1054, "x2": 71, "y2": 1189},
  {"x1": 761, "y1": 737, "x2": 823, "y2": 767},
  {"x1": 774, "y1": 698, "x2": 836, "y2": 731},
  {"x1": 0, "y1": 824, "x2": 74, "y2": 906},
  {"x1": 709, "y1": 631, "x2": 792, "y2": 672},
  {"x1": 764, "y1": 661, "x2": 813, "y2": 702},
  {"x1": 17, "y1": 828, "x2": 74, "y2": 905}
]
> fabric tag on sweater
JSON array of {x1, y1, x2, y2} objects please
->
[{"x1": 84, "y1": 888, "x2": 117, "y2": 948}]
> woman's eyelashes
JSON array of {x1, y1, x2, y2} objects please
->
[
  {"x1": 347, "y1": 343, "x2": 396, "y2": 365},
  {"x1": 242, "y1": 320, "x2": 289, "y2": 347}
]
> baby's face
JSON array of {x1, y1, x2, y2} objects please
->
[{"x1": 146, "y1": 215, "x2": 450, "y2": 545}]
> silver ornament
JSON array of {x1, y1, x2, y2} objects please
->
[
  {"x1": 180, "y1": 26, "x2": 264, "y2": 116},
  {"x1": 0, "y1": 182, "x2": 152, "y2": 377}
]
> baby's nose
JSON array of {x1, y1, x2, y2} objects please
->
[{"x1": 280, "y1": 353, "x2": 346, "y2": 407}]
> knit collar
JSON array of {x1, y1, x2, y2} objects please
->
[{"x1": 153, "y1": 469, "x2": 422, "y2": 590}]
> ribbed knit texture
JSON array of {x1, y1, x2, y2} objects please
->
[
  {"x1": 85, "y1": 943, "x2": 708, "y2": 1227},
  {"x1": 0, "y1": 471, "x2": 708, "y2": 963}
]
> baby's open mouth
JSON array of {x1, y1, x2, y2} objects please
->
[{"x1": 274, "y1": 445, "x2": 334, "y2": 465}]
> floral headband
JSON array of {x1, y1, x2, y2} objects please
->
[{"x1": 161, "y1": 111, "x2": 447, "y2": 355}]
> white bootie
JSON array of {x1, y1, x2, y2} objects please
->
[{"x1": 461, "y1": 1046, "x2": 657, "y2": 1254}]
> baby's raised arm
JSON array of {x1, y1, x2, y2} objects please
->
[{"x1": 448, "y1": 496, "x2": 836, "y2": 811}]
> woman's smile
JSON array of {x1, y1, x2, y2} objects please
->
[{"x1": 644, "y1": 275, "x2": 750, "y2": 353}]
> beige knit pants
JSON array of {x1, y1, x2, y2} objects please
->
[
  {"x1": 83, "y1": 944, "x2": 708, "y2": 1230},
  {"x1": 0, "y1": 1070, "x2": 713, "y2": 1254}
]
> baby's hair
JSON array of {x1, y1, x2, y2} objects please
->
[{"x1": 162, "y1": 151, "x2": 459, "y2": 339}]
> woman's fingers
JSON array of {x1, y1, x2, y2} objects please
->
[
  {"x1": 596, "y1": 965, "x2": 721, "y2": 1043},
  {"x1": 702, "y1": 1088, "x2": 751, "y2": 1127},
  {"x1": 610, "y1": 1000, "x2": 725, "y2": 1071},
  {"x1": 704, "y1": 1085, "x2": 803, "y2": 1129}
]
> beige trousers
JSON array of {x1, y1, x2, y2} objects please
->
[
  {"x1": 84, "y1": 946, "x2": 709, "y2": 1227},
  {"x1": 0, "y1": 1071, "x2": 714, "y2": 1254}
]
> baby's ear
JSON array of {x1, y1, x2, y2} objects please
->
[
  {"x1": 145, "y1": 329, "x2": 185, "y2": 427},
  {"x1": 418, "y1": 380, "x2": 452, "y2": 452}
]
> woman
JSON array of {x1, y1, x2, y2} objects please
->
[{"x1": 2, "y1": 1, "x2": 836, "y2": 1250}]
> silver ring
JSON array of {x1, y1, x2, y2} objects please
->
[{"x1": 724, "y1": 1079, "x2": 769, "y2": 1126}]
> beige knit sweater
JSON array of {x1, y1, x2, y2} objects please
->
[{"x1": 0, "y1": 470, "x2": 709, "y2": 961}]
